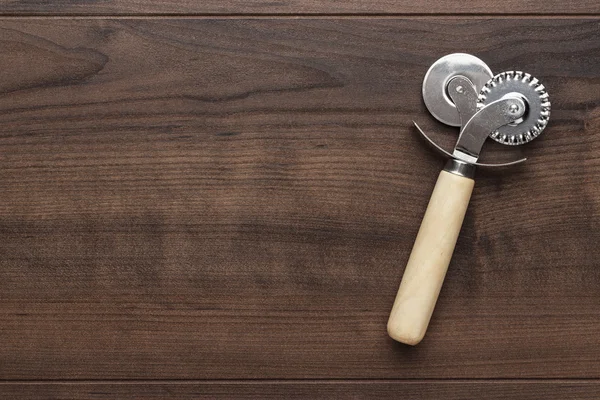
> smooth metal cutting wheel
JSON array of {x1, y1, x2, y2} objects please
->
[{"x1": 422, "y1": 53, "x2": 493, "y2": 127}]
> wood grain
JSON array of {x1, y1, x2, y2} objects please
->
[
  {"x1": 0, "y1": 1, "x2": 599, "y2": 15},
  {"x1": 0, "y1": 18, "x2": 599, "y2": 382},
  {"x1": 2, "y1": 381, "x2": 600, "y2": 399}
]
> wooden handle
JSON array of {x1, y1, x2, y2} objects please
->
[{"x1": 387, "y1": 170, "x2": 474, "y2": 345}]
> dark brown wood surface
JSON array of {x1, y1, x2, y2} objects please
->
[
  {"x1": 1, "y1": 1, "x2": 599, "y2": 15},
  {"x1": 2, "y1": 381, "x2": 600, "y2": 399},
  {"x1": 0, "y1": 8, "x2": 599, "y2": 400}
]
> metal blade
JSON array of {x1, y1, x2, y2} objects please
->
[
  {"x1": 447, "y1": 76, "x2": 478, "y2": 129},
  {"x1": 452, "y1": 97, "x2": 525, "y2": 163},
  {"x1": 412, "y1": 121, "x2": 527, "y2": 168}
]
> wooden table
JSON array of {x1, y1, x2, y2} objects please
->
[{"x1": 1, "y1": 1, "x2": 599, "y2": 398}]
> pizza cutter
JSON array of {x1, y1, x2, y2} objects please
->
[{"x1": 387, "y1": 54, "x2": 551, "y2": 345}]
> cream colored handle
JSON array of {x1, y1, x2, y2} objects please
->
[{"x1": 387, "y1": 170, "x2": 474, "y2": 345}]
